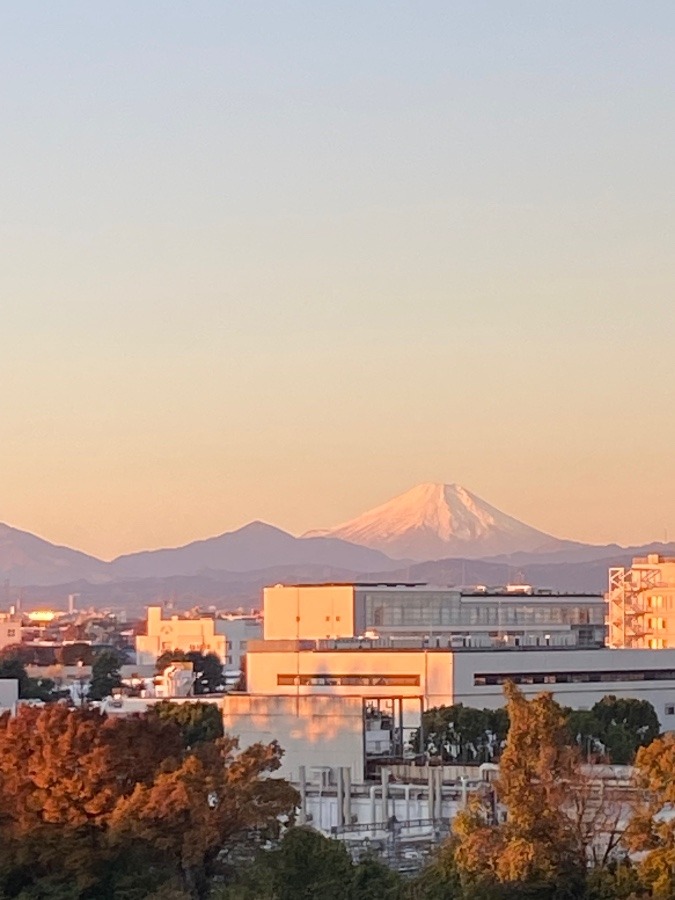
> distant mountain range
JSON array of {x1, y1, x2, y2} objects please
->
[{"x1": 1, "y1": 482, "x2": 672, "y2": 611}]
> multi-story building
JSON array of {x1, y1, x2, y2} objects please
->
[
  {"x1": 607, "y1": 555, "x2": 675, "y2": 650},
  {"x1": 135, "y1": 606, "x2": 261, "y2": 671},
  {"x1": 263, "y1": 583, "x2": 606, "y2": 649}
]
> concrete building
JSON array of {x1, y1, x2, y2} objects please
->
[
  {"x1": 246, "y1": 641, "x2": 675, "y2": 731},
  {"x1": 135, "y1": 606, "x2": 261, "y2": 671},
  {"x1": 608, "y1": 555, "x2": 675, "y2": 650},
  {"x1": 0, "y1": 614, "x2": 22, "y2": 652},
  {"x1": 264, "y1": 583, "x2": 606, "y2": 649}
]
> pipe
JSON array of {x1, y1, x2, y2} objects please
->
[
  {"x1": 343, "y1": 767, "x2": 352, "y2": 825},
  {"x1": 336, "y1": 767, "x2": 344, "y2": 827},
  {"x1": 298, "y1": 766, "x2": 307, "y2": 825},
  {"x1": 434, "y1": 768, "x2": 443, "y2": 820},
  {"x1": 428, "y1": 768, "x2": 435, "y2": 821},
  {"x1": 369, "y1": 784, "x2": 378, "y2": 826},
  {"x1": 381, "y1": 767, "x2": 389, "y2": 822}
]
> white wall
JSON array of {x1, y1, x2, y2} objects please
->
[
  {"x1": 451, "y1": 648, "x2": 675, "y2": 729},
  {"x1": 0, "y1": 679, "x2": 19, "y2": 715},
  {"x1": 221, "y1": 693, "x2": 365, "y2": 782}
]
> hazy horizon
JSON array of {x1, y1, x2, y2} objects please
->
[{"x1": 2, "y1": 3, "x2": 674, "y2": 558}]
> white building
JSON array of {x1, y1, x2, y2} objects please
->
[
  {"x1": 135, "y1": 606, "x2": 261, "y2": 671},
  {"x1": 264, "y1": 583, "x2": 606, "y2": 649}
]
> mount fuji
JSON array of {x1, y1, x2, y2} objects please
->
[{"x1": 304, "y1": 482, "x2": 577, "y2": 561}]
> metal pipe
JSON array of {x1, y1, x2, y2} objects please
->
[
  {"x1": 369, "y1": 784, "x2": 377, "y2": 825},
  {"x1": 336, "y1": 767, "x2": 344, "y2": 827},
  {"x1": 381, "y1": 767, "x2": 389, "y2": 822},
  {"x1": 298, "y1": 765, "x2": 307, "y2": 825},
  {"x1": 343, "y1": 767, "x2": 352, "y2": 825},
  {"x1": 434, "y1": 768, "x2": 443, "y2": 820},
  {"x1": 427, "y1": 768, "x2": 435, "y2": 820}
]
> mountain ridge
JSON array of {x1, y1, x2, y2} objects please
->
[{"x1": 303, "y1": 482, "x2": 579, "y2": 561}]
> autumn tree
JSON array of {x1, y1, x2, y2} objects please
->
[
  {"x1": 453, "y1": 683, "x2": 587, "y2": 899},
  {"x1": 625, "y1": 733, "x2": 675, "y2": 898},
  {"x1": 0, "y1": 704, "x2": 296, "y2": 899},
  {"x1": 109, "y1": 737, "x2": 298, "y2": 896},
  {"x1": 148, "y1": 700, "x2": 224, "y2": 747}
]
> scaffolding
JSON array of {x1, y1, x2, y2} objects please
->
[{"x1": 607, "y1": 564, "x2": 662, "y2": 648}]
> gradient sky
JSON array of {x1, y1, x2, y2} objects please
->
[{"x1": 1, "y1": 2, "x2": 674, "y2": 559}]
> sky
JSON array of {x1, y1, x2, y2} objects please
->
[{"x1": 1, "y1": 2, "x2": 674, "y2": 560}]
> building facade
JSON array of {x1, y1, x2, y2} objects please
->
[
  {"x1": 264, "y1": 583, "x2": 606, "y2": 649},
  {"x1": 608, "y1": 555, "x2": 675, "y2": 650},
  {"x1": 135, "y1": 606, "x2": 261, "y2": 671}
]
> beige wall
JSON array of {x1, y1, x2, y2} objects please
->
[
  {"x1": 245, "y1": 647, "x2": 453, "y2": 709},
  {"x1": 0, "y1": 620, "x2": 21, "y2": 651},
  {"x1": 221, "y1": 693, "x2": 365, "y2": 782},
  {"x1": 136, "y1": 606, "x2": 228, "y2": 664},
  {"x1": 263, "y1": 585, "x2": 356, "y2": 641}
]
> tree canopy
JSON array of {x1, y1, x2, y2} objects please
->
[
  {"x1": 156, "y1": 650, "x2": 225, "y2": 694},
  {"x1": 0, "y1": 703, "x2": 297, "y2": 899},
  {"x1": 88, "y1": 648, "x2": 124, "y2": 701},
  {"x1": 148, "y1": 699, "x2": 225, "y2": 747}
]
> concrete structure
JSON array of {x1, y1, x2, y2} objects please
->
[
  {"x1": 135, "y1": 606, "x2": 261, "y2": 670},
  {"x1": 0, "y1": 614, "x2": 22, "y2": 651},
  {"x1": 0, "y1": 679, "x2": 19, "y2": 715},
  {"x1": 608, "y1": 555, "x2": 675, "y2": 649},
  {"x1": 246, "y1": 640, "x2": 675, "y2": 731},
  {"x1": 264, "y1": 583, "x2": 606, "y2": 649}
]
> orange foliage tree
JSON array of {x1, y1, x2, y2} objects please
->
[{"x1": 0, "y1": 704, "x2": 298, "y2": 899}]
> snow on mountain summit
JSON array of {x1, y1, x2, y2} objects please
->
[{"x1": 303, "y1": 482, "x2": 564, "y2": 561}]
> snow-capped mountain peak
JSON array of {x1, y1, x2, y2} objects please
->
[{"x1": 303, "y1": 482, "x2": 563, "y2": 561}]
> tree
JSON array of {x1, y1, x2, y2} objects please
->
[
  {"x1": 156, "y1": 650, "x2": 224, "y2": 694},
  {"x1": 148, "y1": 700, "x2": 224, "y2": 747},
  {"x1": 419, "y1": 704, "x2": 508, "y2": 763},
  {"x1": 626, "y1": 733, "x2": 675, "y2": 898},
  {"x1": 453, "y1": 683, "x2": 587, "y2": 899},
  {"x1": 0, "y1": 651, "x2": 55, "y2": 701},
  {"x1": 264, "y1": 827, "x2": 355, "y2": 900},
  {"x1": 591, "y1": 696, "x2": 659, "y2": 765},
  {"x1": 0, "y1": 703, "x2": 296, "y2": 898},
  {"x1": 109, "y1": 737, "x2": 298, "y2": 897},
  {"x1": 89, "y1": 648, "x2": 123, "y2": 701}
]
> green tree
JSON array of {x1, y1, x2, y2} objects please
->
[
  {"x1": 265, "y1": 827, "x2": 355, "y2": 900},
  {"x1": 149, "y1": 700, "x2": 224, "y2": 747},
  {"x1": 156, "y1": 650, "x2": 224, "y2": 695},
  {"x1": 408, "y1": 838, "x2": 463, "y2": 899},
  {"x1": 89, "y1": 648, "x2": 123, "y2": 701},
  {"x1": 0, "y1": 652, "x2": 55, "y2": 701},
  {"x1": 351, "y1": 854, "x2": 405, "y2": 899},
  {"x1": 418, "y1": 704, "x2": 508, "y2": 763},
  {"x1": 592, "y1": 696, "x2": 659, "y2": 765}
]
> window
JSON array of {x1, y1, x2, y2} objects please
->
[
  {"x1": 474, "y1": 668, "x2": 675, "y2": 686},
  {"x1": 666, "y1": 704, "x2": 675, "y2": 716},
  {"x1": 277, "y1": 673, "x2": 421, "y2": 687},
  {"x1": 7, "y1": 629, "x2": 15, "y2": 638}
]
